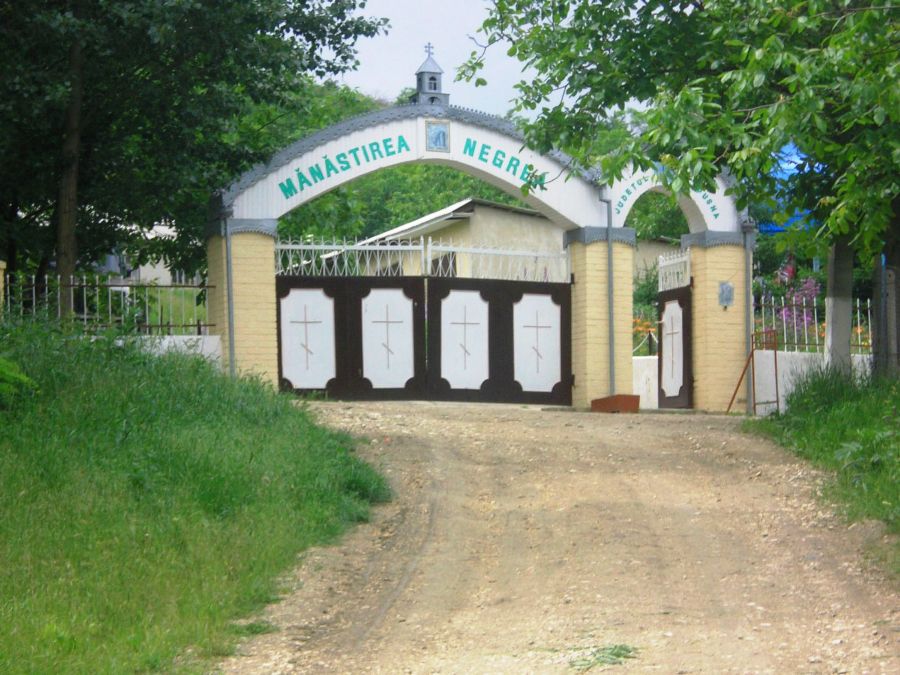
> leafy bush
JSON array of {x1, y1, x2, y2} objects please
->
[{"x1": 633, "y1": 265, "x2": 659, "y2": 311}]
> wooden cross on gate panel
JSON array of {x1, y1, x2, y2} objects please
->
[
  {"x1": 450, "y1": 305, "x2": 480, "y2": 370},
  {"x1": 371, "y1": 304, "x2": 404, "y2": 369},
  {"x1": 663, "y1": 314, "x2": 681, "y2": 379},
  {"x1": 291, "y1": 305, "x2": 321, "y2": 371},
  {"x1": 523, "y1": 311, "x2": 552, "y2": 374}
]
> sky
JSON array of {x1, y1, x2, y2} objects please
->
[{"x1": 338, "y1": 0, "x2": 527, "y2": 116}]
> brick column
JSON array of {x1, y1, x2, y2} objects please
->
[
  {"x1": 684, "y1": 232, "x2": 752, "y2": 411},
  {"x1": 567, "y1": 228, "x2": 635, "y2": 408},
  {"x1": 207, "y1": 224, "x2": 278, "y2": 384}
]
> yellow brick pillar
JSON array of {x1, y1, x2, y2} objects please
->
[
  {"x1": 685, "y1": 232, "x2": 752, "y2": 412},
  {"x1": 206, "y1": 220, "x2": 279, "y2": 385},
  {"x1": 567, "y1": 228, "x2": 635, "y2": 408}
]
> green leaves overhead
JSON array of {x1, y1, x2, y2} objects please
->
[
  {"x1": 463, "y1": 0, "x2": 899, "y2": 258},
  {"x1": 0, "y1": 0, "x2": 387, "y2": 273}
]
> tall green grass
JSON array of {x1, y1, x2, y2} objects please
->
[
  {"x1": 0, "y1": 320, "x2": 389, "y2": 673},
  {"x1": 748, "y1": 367, "x2": 899, "y2": 536}
]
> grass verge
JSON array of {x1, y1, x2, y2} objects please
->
[
  {"x1": 746, "y1": 366, "x2": 899, "y2": 572},
  {"x1": 0, "y1": 320, "x2": 389, "y2": 673}
]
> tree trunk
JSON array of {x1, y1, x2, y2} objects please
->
[
  {"x1": 825, "y1": 234, "x2": 854, "y2": 373},
  {"x1": 2, "y1": 200, "x2": 18, "y2": 275},
  {"x1": 872, "y1": 216, "x2": 900, "y2": 377},
  {"x1": 56, "y1": 40, "x2": 84, "y2": 316}
]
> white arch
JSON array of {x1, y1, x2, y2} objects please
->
[
  {"x1": 603, "y1": 167, "x2": 742, "y2": 233},
  {"x1": 218, "y1": 105, "x2": 743, "y2": 238},
  {"x1": 222, "y1": 105, "x2": 605, "y2": 231}
]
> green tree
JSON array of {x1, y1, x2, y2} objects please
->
[
  {"x1": 463, "y1": 0, "x2": 899, "y2": 373},
  {"x1": 0, "y1": 0, "x2": 385, "y2": 308},
  {"x1": 625, "y1": 192, "x2": 688, "y2": 241},
  {"x1": 279, "y1": 162, "x2": 528, "y2": 240}
]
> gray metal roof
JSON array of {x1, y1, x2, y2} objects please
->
[{"x1": 416, "y1": 55, "x2": 444, "y2": 74}]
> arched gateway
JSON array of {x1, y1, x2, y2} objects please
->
[{"x1": 207, "y1": 53, "x2": 753, "y2": 411}]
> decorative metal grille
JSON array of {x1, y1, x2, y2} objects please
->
[
  {"x1": 2, "y1": 274, "x2": 213, "y2": 335},
  {"x1": 658, "y1": 249, "x2": 691, "y2": 291},
  {"x1": 275, "y1": 237, "x2": 570, "y2": 283},
  {"x1": 753, "y1": 296, "x2": 872, "y2": 354}
]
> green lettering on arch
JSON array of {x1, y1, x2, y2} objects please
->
[{"x1": 278, "y1": 178, "x2": 298, "y2": 199}]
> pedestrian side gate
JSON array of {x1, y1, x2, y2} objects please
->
[
  {"x1": 276, "y1": 274, "x2": 571, "y2": 405},
  {"x1": 657, "y1": 250, "x2": 693, "y2": 408}
]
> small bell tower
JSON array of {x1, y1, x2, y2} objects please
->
[{"x1": 412, "y1": 43, "x2": 450, "y2": 106}]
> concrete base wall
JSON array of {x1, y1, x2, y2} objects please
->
[
  {"x1": 632, "y1": 352, "x2": 872, "y2": 415},
  {"x1": 752, "y1": 351, "x2": 872, "y2": 415},
  {"x1": 632, "y1": 356, "x2": 659, "y2": 409},
  {"x1": 141, "y1": 335, "x2": 222, "y2": 362}
]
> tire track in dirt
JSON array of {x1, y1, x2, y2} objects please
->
[{"x1": 218, "y1": 402, "x2": 898, "y2": 674}]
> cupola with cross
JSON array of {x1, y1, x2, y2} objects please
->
[{"x1": 412, "y1": 43, "x2": 450, "y2": 106}]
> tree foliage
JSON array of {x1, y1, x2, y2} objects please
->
[
  {"x1": 0, "y1": 0, "x2": 386, "y2": 277},
  {"x1": 625, "y1": 192, "x2": 688, "y2": 241},
  {"x1": 279, "y1": 162, "x2": 527, "y2": 240},
  {"x1": 462, "y1": 0, "x2": 898, "y2": 259}
]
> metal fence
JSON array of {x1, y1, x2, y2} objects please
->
[
  {"x1": 2, "y1": 274, "x2": 214, "y2": 335},
  {"x1": 275, "y1": 237, "x2": 570, "y2": 283},
  {"x1": 658, "y1": 249, "x2": 691, "y2": 292},
  {"x1": 753, "y1": 295, "x2": 872, "y2": 354}
]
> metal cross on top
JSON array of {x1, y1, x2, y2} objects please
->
[{"x1": 424, "y1": 42, "x2": 434, "y2": 57}]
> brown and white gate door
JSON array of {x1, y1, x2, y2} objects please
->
[
  {"x1": 427, "y1": 278, "x2": 572, "y2": 405},
  {"x1": 277, "y1": 276, "x2": 427, "y2": 399},
  {"x1": 657, "y1": 286, "x2": 693, "y2": 408}
]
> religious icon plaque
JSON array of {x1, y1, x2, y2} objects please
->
[{"x1": 426, "y1": 121, "x2": 450, "y2": 152}]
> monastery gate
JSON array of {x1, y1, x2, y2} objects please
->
[
  {"x1": 206, "y1": 57, "x2": 754, "y2": 411},
  {"x1": 275, "y1": 239, "x2": 572, "y2": 405}
]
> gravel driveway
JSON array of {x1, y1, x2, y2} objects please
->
[{"x1": 219, "y1": 401, "x2": 898, "y2": 674}]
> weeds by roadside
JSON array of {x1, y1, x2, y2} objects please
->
[
  {"x1": 746, "y1": 366, "x2": 899, "y2": 572},
  {"x1": 0, "y1": 320, "x2": 389, "y2": 673},
  {"x1": 568, "y1": 644, "x2": 638, "y2": 670}
]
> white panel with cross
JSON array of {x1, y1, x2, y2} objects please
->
[
  {"x1": 362, "y1": 289, "x2": 415, "y2": 388},
  {"x1": 513, "y1": 294, "x2": 561, "y2": 392}
]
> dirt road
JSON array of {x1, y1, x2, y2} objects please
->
[{"x1": 219, "y1": 402, "x2": 898, "y2": 674}]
